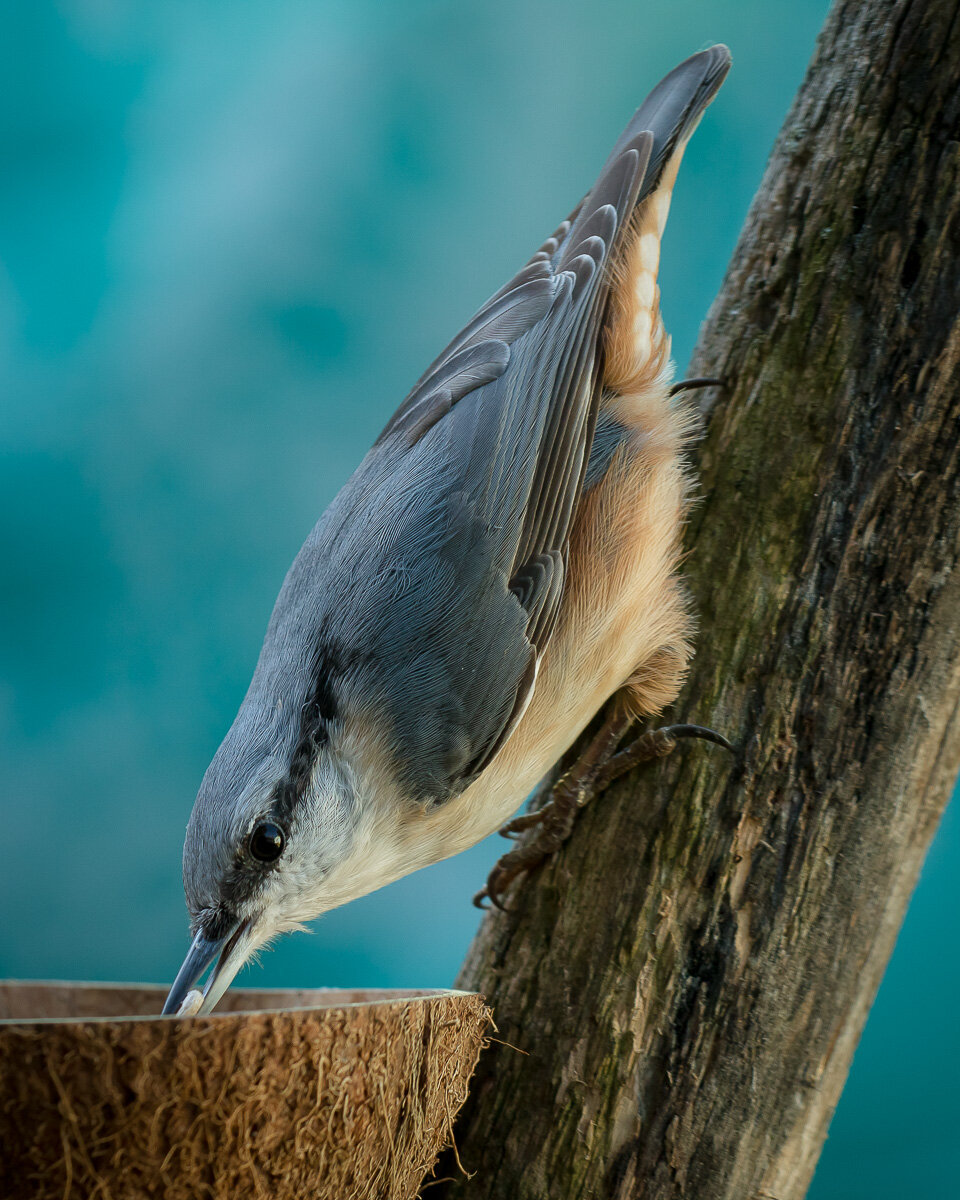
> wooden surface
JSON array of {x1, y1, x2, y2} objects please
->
[
  {"x1": 0, "y1": 982, "x2": 490, "y2": 1200},
  {"x1": 438, "y1": 1, "x2": 960, "y2": 1197}
]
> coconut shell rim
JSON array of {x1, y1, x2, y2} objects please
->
[{"x1": 0, "y1": 979, "x2": 483, "y2": 1028}]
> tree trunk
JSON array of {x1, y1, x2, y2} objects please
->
[{"x1": 438, "y1": 1, "x2": 960, "y2": 1197}]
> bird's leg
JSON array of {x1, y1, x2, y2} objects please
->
[
  {"x1": 474, "y1": 701, "x2": 732, "y2": 910},
  {"x1": 668, "y1": 375, "x2": 725, "y2": 397}
]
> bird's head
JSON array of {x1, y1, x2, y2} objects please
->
[{"x1": 161, "y1": 699, "x2": 363, "y2": 1016}]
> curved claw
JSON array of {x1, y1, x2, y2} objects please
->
[
  {"x1": 498, "y1": 810, "x2": 546, "y2": 839},
  {"x1": 473, "y1": 860, "x2": 523, "y2": 910},
  {"x1": 659, "y1": 723, "x2": 735, "y2": 752},
  {"x1": 498, "y1": 826, "x2": 522, "y2": 840},
  {"x1": 473, "y1": 883, "x2": 512, "y2": 912},
  {"x1": 668, "y1": 376, "x2": 726, "y2": 396}
]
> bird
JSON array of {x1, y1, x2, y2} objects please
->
[{"x1": 162, "y1": 46, "x2": 733, "y2": 1017}]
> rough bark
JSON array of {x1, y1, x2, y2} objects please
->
[{"x1": 438, "y1": 1, "x2": 960, "y2": 1197}]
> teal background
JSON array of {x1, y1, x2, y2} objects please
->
[{"x1": 1, "y1": 3, "x2": 956, "y2": 1194}]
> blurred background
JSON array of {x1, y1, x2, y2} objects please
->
[{"x1": 1, "y1": 2, "x2": 956, "y2": 1195}]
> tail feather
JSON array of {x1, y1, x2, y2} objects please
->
[
  {"x1": 601, "y1": 45, "x2": 731, "y2": 395},
  {"x1": 607, "y1": 45, "x2": 731, "y2": 196}
]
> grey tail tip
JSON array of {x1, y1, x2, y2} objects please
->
[
  {"x1": 699, "y1": 42, "x2": 732, "y2": 67},
  {"x1": 693, "y1": 42, "x2": 733, "y2": 90},
  {"x1": 680, "y1": 43, "x2": 733, "y2": 95}
]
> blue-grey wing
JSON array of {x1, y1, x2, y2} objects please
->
[{"x1": 304, "y1": 48, "x2": 730, "y2": 805}]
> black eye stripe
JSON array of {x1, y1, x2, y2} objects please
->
[{"x1": 249, "y1": 821, "x2": 285, "y2": 863}]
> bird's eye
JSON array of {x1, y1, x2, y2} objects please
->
[{"x1": 249, "y1": 821, "x2": 285, "y2": 863}]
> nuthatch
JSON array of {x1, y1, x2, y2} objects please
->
[{"x1": 163, "y1": 47, "x2": 732, "y2": 1016}]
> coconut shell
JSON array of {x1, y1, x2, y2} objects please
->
[{"x1": 0, "y1": 981, "x2": 490, "y2": 1200}]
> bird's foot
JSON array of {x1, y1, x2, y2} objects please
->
[
  {"x1": 473, "y1": 770, "x2": 588, "y2": 910},
  {"x1": 593, "y1": 723, "x2": 732, "y2": 793},
  {"x1": 473, "y1": 719, "x2": 732, "y2": 911}
]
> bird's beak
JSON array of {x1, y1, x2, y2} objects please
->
[{"x1": 161, "y1": 916, "x2": 255, "y2": 1016}]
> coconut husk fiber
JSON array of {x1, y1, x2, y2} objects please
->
[{"x1": 0, "y1": 981, "x2": 491, "y2": 1200}]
